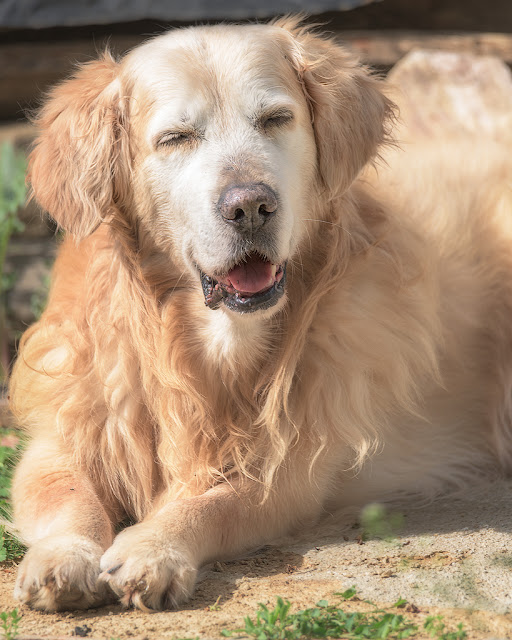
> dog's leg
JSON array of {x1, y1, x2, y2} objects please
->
[
  {"x1": 99, "y1": 454, "x2": 327, "y2": 611},
  {"x1": 12, "y1": 438, "x2": 116, "y2": 611}
]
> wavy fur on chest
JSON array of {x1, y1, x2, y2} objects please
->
[{"x1": 10, "y1": 186, "x2": 442, "y2": 521}]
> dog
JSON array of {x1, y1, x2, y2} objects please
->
[{"x1": 9, "y1": 17, "x2": 512, "y2": 612}]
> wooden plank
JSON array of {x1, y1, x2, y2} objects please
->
[
  {"x1": 1, "y1": 31, "x2": 512, "y2": 119},
  {"x1": 338, "y1": 30, "x2": 512, "y2": 66},
  {"x1": 0, "y1": 36, "x2": 141, "y2": 118}
]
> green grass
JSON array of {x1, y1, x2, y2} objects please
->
[
  {"x1": 424, "y1": 615, "x2": 466, "y2": 640},
  {"x1": 220, "y1": 590, "x2": 466, "y2": 640},
  {"x1": 0, "y1": 609, "x2": 21, "y2": 640},
  {"x1": 0, "y1": 430, "x2": 25, "y2": 562}
]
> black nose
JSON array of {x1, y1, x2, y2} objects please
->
[{"x1": 218, "y1": 184, "x2": 278, "y2": 231}]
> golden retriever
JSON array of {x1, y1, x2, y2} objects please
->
[{"x1": 9, "y1": 18, "x2": 512, "y2": 612}]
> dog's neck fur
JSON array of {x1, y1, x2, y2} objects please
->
[
  {"x1": 75, "y1": 186, "x2": 425, "y2": 516},
  {"x1": 12, "y1": 186, "x2": 442, "y2": 521}
]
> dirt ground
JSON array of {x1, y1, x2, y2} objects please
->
[{"x1": 1, "y1": 479, "x2": 512, "y2": 639}]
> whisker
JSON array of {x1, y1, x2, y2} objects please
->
[
  {"x1": 304, "y1": 218, "x2": 352, "y2": 236},
  {"x1": 293, "y1": 245, "x2": 306, "y2": 281},
  {"x1": 169, "y1": 269, "x2": 188, "y2": 296}
]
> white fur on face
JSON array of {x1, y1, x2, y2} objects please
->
[{"x1": 124, "y1": 25, "x2": 318, "y2": 280}]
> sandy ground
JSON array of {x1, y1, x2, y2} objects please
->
[{"x1": 1, "y1": 479, "x2": 512, "y2": 639}]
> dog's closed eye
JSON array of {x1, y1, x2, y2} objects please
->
[
  {"x1": 155, "y1": 130, "x2": 199, "y2": 149},
  {"x1": 258, "y1": 108, "x2": 294, "y2": 131}
]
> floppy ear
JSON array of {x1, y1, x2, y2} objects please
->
[
  {"x1": 29, "y1": 52, "x2": 129, "y2": 239},
  {"x1": 278, "y1": 19, "x2": 396, "y2": 199}
]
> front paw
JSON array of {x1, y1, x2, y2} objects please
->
[
  {"x1": 14, "y1": 536, "x2": 114, "y2": 611},
  {"x1": 99, "y1": 523, "x2": 197, "y2": 611}
]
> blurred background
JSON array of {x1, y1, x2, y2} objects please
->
[{"x1": 0, "y1": 0, "x2": 511, "y2": 391}]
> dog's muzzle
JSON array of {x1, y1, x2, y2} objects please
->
[{"x1": 200, "y1": 253, "x2": 286, "y2": 313}]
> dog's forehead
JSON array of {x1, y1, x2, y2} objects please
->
[{"x1": 123, "y1": 25, "x2": 300, "y2": 118}]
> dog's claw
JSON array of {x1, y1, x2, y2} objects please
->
[{"x1": 106, "y1": 563, "x2": 123, "y2": 575}]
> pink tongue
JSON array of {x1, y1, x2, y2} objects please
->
[{"x1": 224, "y1": 257, "x2": 274, "y2": 295}]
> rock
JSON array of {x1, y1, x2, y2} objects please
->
[
  {"x1": 388, "y1": 49, "x2": 512, "y2": 140},
  {"x1": 5, "y1": 237, "x2": 56, "y2": 332}
]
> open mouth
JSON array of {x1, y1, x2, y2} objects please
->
[{"x1": 200, "y1": 253, "x2": 286, "y2": 313}]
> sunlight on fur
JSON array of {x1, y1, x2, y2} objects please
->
[{"x1": 8, "y1": 17, "x2": 512, "y2": 612}]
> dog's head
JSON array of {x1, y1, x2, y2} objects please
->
[{"x1": 29, "y1": 19, "x2": 393, "y2": 316}]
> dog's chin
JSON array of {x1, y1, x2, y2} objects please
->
[{"x1": 200, "y1": 254, "x2": 287, "y2": 314}]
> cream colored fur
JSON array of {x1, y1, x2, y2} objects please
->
[{"x1": 9, "y1": 19, "x2": 512, "y2": 612}]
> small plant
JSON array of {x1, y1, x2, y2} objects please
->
[
  {"x1": 0, "y1": 609, "x2": 21, "y2": 640},
  {"x1": 360, "y1": 503, "x2": 404, "y2": 541},
  {"x1": 221, "y1": 595, "x2": 418, "y2": 639},
  {"x1": 424, "y1": 615, "x2": 467, "y2": 640},
  {"x1": 0, "y1": 526, "x2": 25, "y2": 564},
  {"x1": 337, "y1": 586, "x2": 358, "y2": 600},
  {"x1": 209, "y1": 595, "x2": 223, "y2": 611}
]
